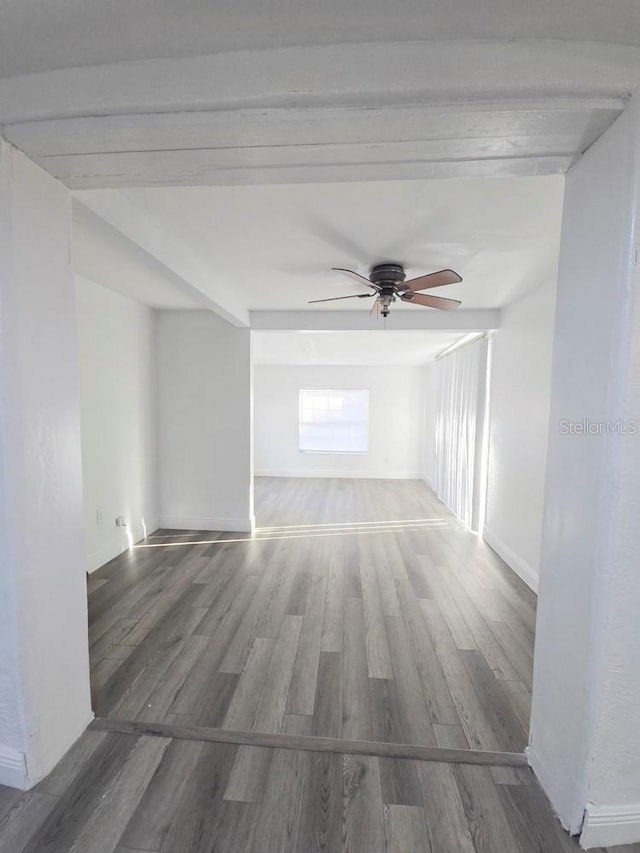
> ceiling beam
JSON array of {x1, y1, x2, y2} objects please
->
[
  {"x1": 250, "y1": 309, "x2": 500, "y2": 332},
  {"x1": 0, "y1": 42, "x2": 628, "y2": 187},
  {"x1": 0, "y1": 42, "x2": 634, "y2": 124}
]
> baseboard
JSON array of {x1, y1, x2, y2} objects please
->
[
  {"x1": 255, "y1": 470, "x2": 423, "y2": 480},
  {"x1": 0, "y1": 744, "x2": 28, "y2": 789},
  {"x1": 86, "y1": 516, "x2": 160, "y2": 574},
  {"x1": 580, "y1": 803, "x2": 640, "y2": 848},
  {"x1": 482, "y1": 526, "x2": 538, "y2": 593},
  {"x1": 158, "y1": 515, "x2": 253, "y2": 533},
  {"x1": 527, "y1": 744, "x2": 585, "y2": 836}
]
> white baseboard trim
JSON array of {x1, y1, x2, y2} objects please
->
[
  {"x1": 86, "y1": 516, "x2": 161, "y2": 573},
  {"x1": 580, "y1": 803, "x2": 640, "y2": 848},
  {"x1": 482, "y1": 526, "x2": 538, "y2": 593},
  {"x1": 255, "y1": 470, "x2": 423, "y2": 480},
  {"x1": 158, "y1": 515, "x2": 253, "y2": 533},
  {"x1": 0, "y1": 744, "x2": 28, "y2": 789}
]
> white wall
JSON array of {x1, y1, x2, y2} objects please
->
[
  {"x1": 0, "y1": 142, "x2": 91, "y2": 788},
  {"x1": 420, "y1": 365, "x2": 437, "y2": 486},
  {"x1": 483, "y1": 280, "x2": 557, "y2": 591},
  {"x1": 156, "y1": 310, "x2": 253, "y2": 530},
  {"x1": 75, "y1": 276, "x2": 158, "y2": 571},
  {"x1": 254, "y1": 365, "x2": 422, "y2": 478},
  {"x1": 530, "y1": 99, "x2": 640, "y2": 848}
]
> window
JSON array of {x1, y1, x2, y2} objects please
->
[{"x1": 299, "y1": 389, "x2": 369, "y2": 454}]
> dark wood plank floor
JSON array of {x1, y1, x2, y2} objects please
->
[
  {"x1": 2, "y1": 479, "x2": 638, "y2": 852},
  {"x1": 88, "y1": 478, "x2": 535, "y2": 753},
  {"x1": 1, "y1": 728, "x2": 638, "y2": 853}
]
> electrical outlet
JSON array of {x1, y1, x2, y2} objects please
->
[{"x1": 96, "y1": 509, "x2": 103, "y2": 525}]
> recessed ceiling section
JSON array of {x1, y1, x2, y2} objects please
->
[
  {"x1": 252, "y1": 331, "x2": 464, "y2": 366},
  {"x1": 77, "y1": 173, "x2": 564, "y2": 314}
]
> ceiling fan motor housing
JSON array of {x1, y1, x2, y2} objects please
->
[{"x1": 369, "y1": 262, "x2": 406, "y2": 287}]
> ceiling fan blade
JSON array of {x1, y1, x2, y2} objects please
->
[
  {"x1": 332, "y1": 268, "x2": 381, "y2": 292},
  {"x1": 309, "y1": 293, "x2": 374, "y2": 304},
  {"x1": 401, "y1": 292, "x2": 462, "y2": 310},
  {"x1": 400, "y1": 269, "x2": 462, "y2": 293}
]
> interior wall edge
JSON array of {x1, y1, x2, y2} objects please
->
[{"x1": 482, "y1": 525, "x2": 539, "y2": 593}]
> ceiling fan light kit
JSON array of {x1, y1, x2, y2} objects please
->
[{"x1": 309, "y1": 262, "x2": 463, "y2": 319}]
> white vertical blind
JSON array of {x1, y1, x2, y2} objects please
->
[{"x1": 432, "y1": 336, "x2": 489, "y2": 530}]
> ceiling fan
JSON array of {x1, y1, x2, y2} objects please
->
[{"x1": 309, "y1": 263, "x2": 463, "y2": 318}]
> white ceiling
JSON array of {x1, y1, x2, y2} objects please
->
[
  {"x1": 77, "y1": 174, "x2": 564, "y2": 312},
  {"x1": 253, "y1": 331, "x2": 464, "y2": 366},
  {"x1": 2, "y1": 0, "x2": 640, "y2": 78}
]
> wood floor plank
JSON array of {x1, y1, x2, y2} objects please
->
[
  {"x1": 343, "y1": 537, "x2": 363, "y2": 599},
  {"x1": 158, "y1": 741, "x2": 238, "y2": 853},
  {"x1": 22, "y1": 733, "x2": 140, "y2": 853},
  {"x1": 367, "y1": 664, "x2": 425, "y2": 810},
  {"x1": 434, "y1": 724, "x2": 470, "y2": 750},
  {"x1": 223, "y1": 746, "x2": 273, "y2": 804},
  {"x1": 286, "y1": 570, "x2": 312, "y2": 617},
  {"x1": 359, "y1": 558, "x2": 393, "y2": 679},
  {"x1": 252, "y1": 615, "x2": 303, "y2": 733},
  {"x1": 97, "y1": 584, "x2": 206, "y2": 716},
  {"x1": 192, "y1": 671, "x2": 241, "y2": 728},
  {"x1": 501, "y1": 681, "x2": 532, "y2": 734},
  {"x1": 218, "y1": 558, "x2": 292, "y2": 673},
  {"x1": 420, "y1": 598, "x2": 503, "y2": 752},
  {"x1": 312, "y1": 651, "x2": 343, "y2": 738},
  {"x1": 0, "y1": 788, "x2": 21, "y2": 825},
  {"x1": 489, "y1": 620, "x2": 534, "y2": 690},
  {"x1": 434, "y1": 565, "x2": 520, "y2": 680},
  {"x1": 250, "y1": 715, "x2": 310, "y2": 853},
  {"x1": 454, "y1": 763, "x2": 521, "y2": 853},
  {"x1": 287, "y1": 570, "x2": 328, "y2": 715},
  {"x1": 384, "y1": 803, "x2": 432, "y2": 853},
  {"x1": 66, "y1": 736, "x2": 170, "y2": 853},
  {"x1": 497, "y1": 783, "x2": 585, "y2": 853},
  {"x1": 168, "y1": 575, "x2": 260, "y2": 716},
  {"x1": 121, "y1": 738, "x2": 205, "y2": 852},
  {"x1": 385, "y1": 615, "x2": 437, "y2": 746},
  {"x1": 342, "y1": 755, "x2": 386, "y2": 853},
  {"x1": 192, "y1": 570, "x2": 260, "y2": 639},
  {"x1": 320, "y1": 541, "x2": 344, "y2": 652},
  {"x1": 420, "y1": 558, "x2": 477, "y2": 651},
  {"x1": 460, "y1": 650, "x2": 528, "y2": 752},
  {"x1": 416, "y1": 760, "x2": 476, "y2": 853},
  {"x1": 297, "y1": 751, "x2": 342, "y2": 853},
  {"x1": 135, "y1": 634, "x2": 210, "y2": 723},
  {"x1": 222, "y1": 637, "x2": 275, "y2": 730},
  {"x1": 0, "y1": 793, "x2": 58, "y2": 853},
  {"x1": 394, "y1": 578, "x2": 460, "y2": 726},
  {"x1": 35, "y1": 731, "x2": 107, "y2": 796},
  {"x1": 342, "y1": 597, "x2": 374, "y2": 741}
]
